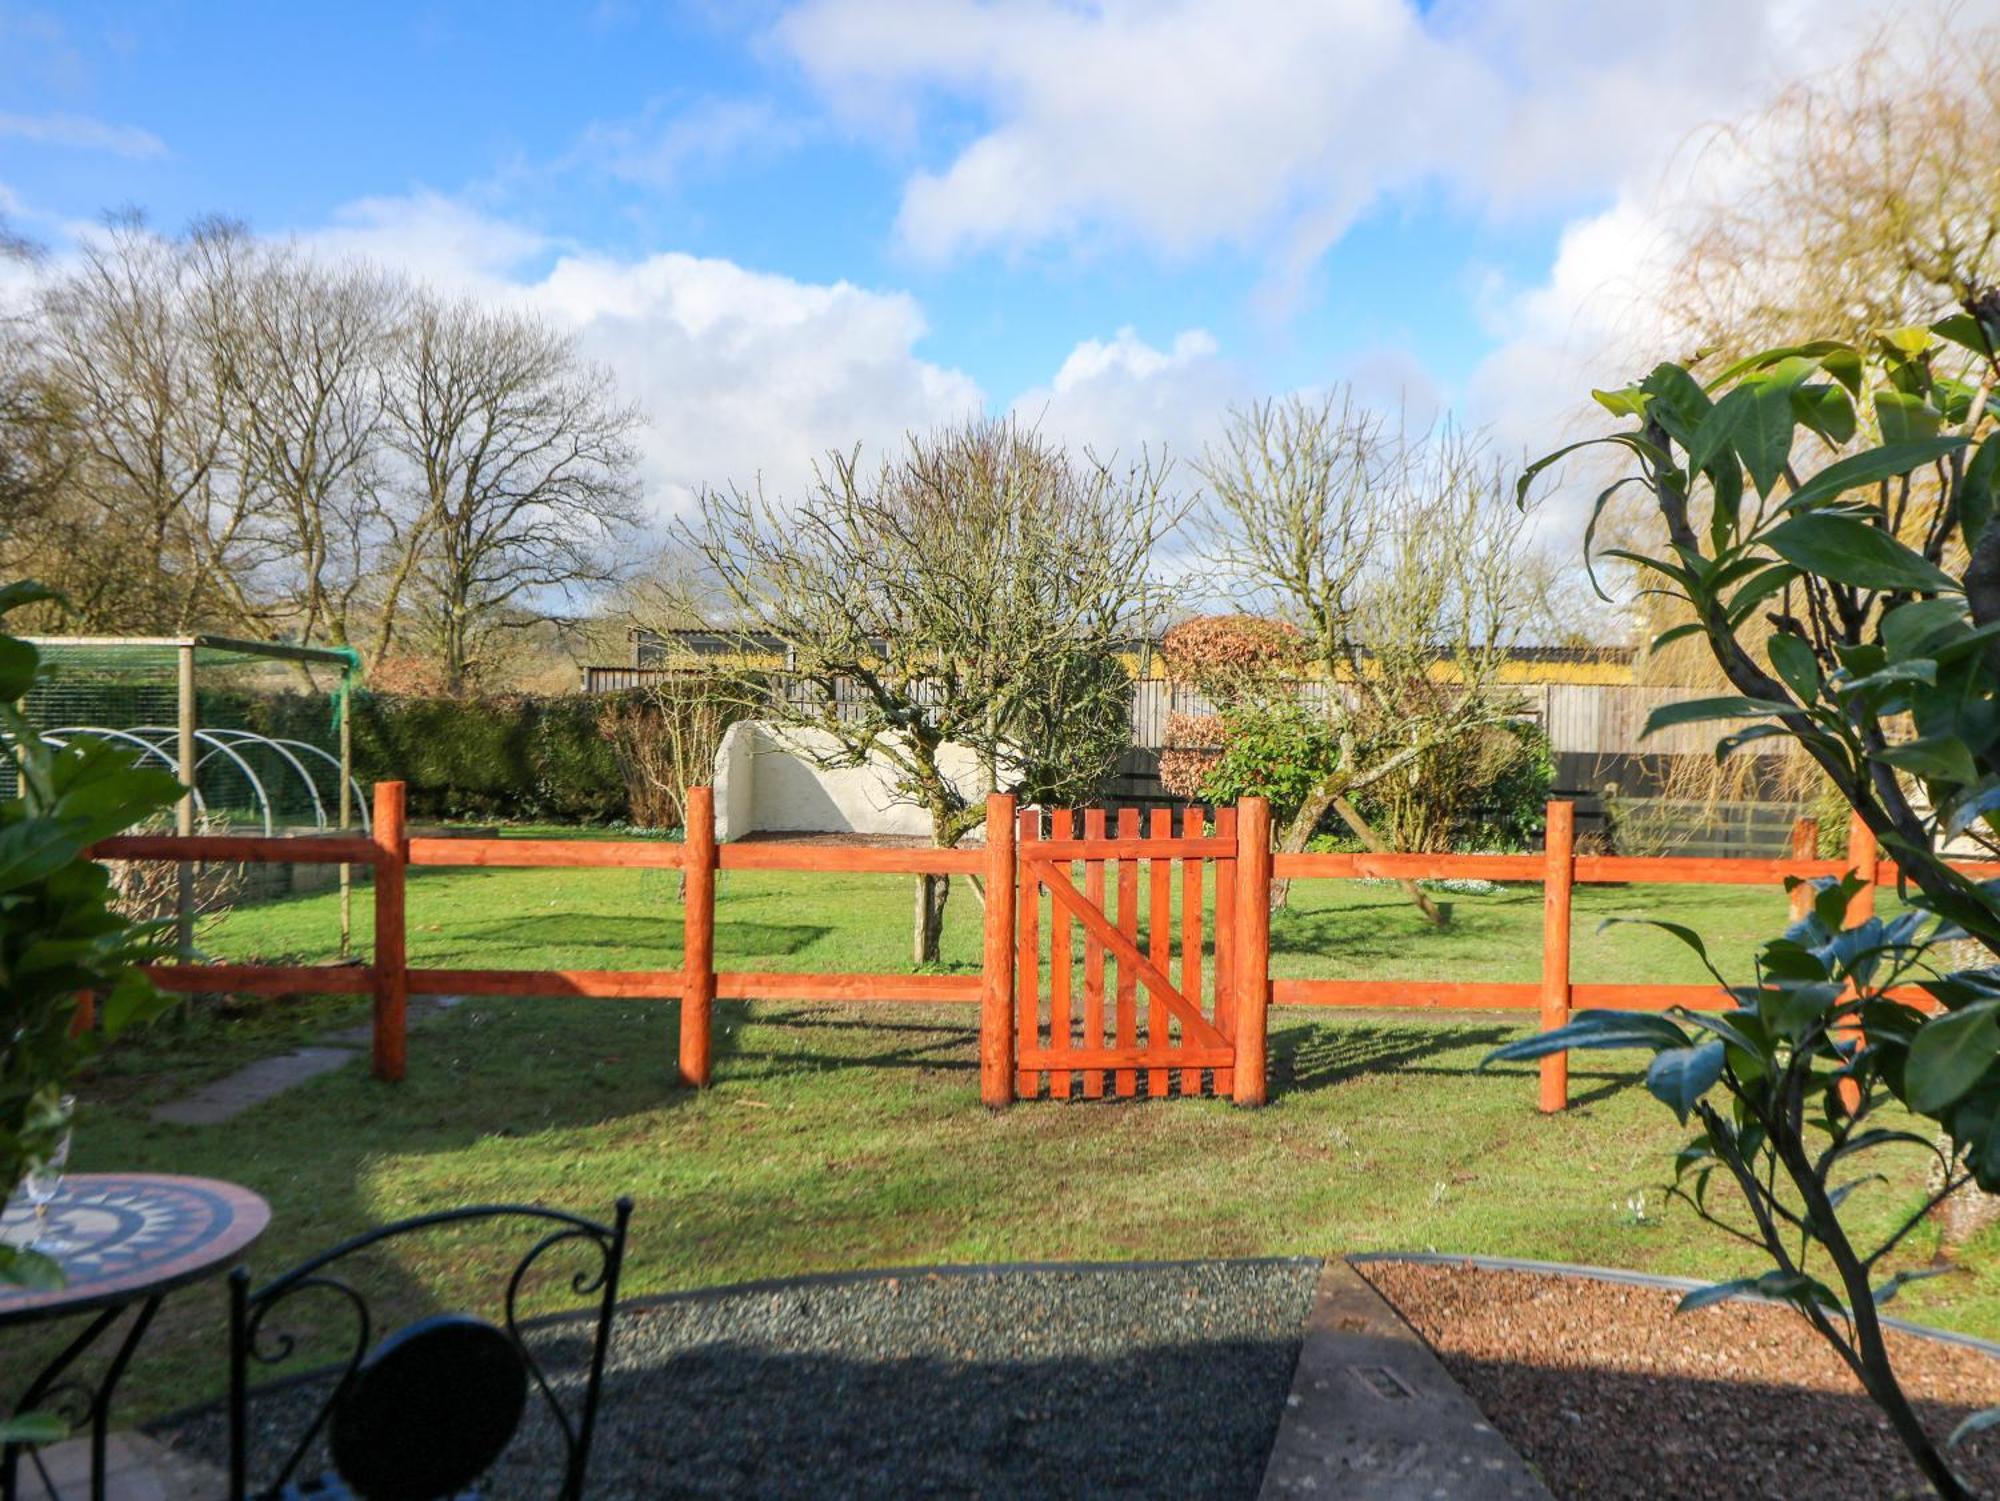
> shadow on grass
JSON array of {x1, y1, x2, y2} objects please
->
[
  {"x1": 9, "y1": 994, "x2": 741, "y2": 1431},
  {"x1": 729, "y1": 1005, "x2": 978, "y2": 1076},
  {"x1": 1267, "y1": 1020, "x2": 1643, "y2": 1106},
  {"x1": 1270, "y1": 1021, "x2": 1511, "y2": 1093}
]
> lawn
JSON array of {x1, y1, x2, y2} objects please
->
[{"x1": 25, "y1": 852, "x2": 1989, "y2": 1428}]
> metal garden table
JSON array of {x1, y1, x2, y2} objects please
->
[{"x1": 1, "y1": 1173, "x2": 269, "y2": 1501}]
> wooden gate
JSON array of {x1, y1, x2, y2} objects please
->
[{"x1": 1015, "y1": 806, "x2": 1242, "y2": 1099}]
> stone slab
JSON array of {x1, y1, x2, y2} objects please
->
[
  {"x1": 1258, "y1": 1259, "x2": 1554, "y2": 1501},
  {"x1": 14, "y1": 1432, "x2": 222, "y2": 1501},
  {"x1": 149, "y1": 1046, "x2": 355, "y2": 1126},
  {"x1": 148, "y1": 996, "x2": 462, "y2": 1125}
]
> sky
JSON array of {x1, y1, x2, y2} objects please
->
[{"x1": 0, "y1": 0, "x2": 1968, "y2": 531}]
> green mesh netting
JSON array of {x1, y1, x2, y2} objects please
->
[{"x1": 5, "y1": 638, "x2": 359, "y2": 832}]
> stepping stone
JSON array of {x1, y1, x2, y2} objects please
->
[
  {"x1": 150, "y1": 1046, "x2": 356, "y2": 1126},
  {"x1": 1259, "y1": 1259, "x2": 1552, "y2": 1501},
  {"x1": 149, "y1": 996, "x2": 463, "y2": 1125},
  {"x1": 13, "y1": 1432, "x2": 222, "y2": 1501}
]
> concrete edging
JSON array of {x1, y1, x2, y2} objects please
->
[{"x1": 1257, "y1": 1258, "x2": 1554, "y2": 1500}]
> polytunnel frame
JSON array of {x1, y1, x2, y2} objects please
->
[
  {"x1": 24, "y1": 633, "x2": 363, "y2": 959},
  {"x1": 35, "y1": 727, "x2": 373, "y2": 839}
]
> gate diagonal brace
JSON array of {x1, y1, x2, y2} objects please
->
[{"x1": 1024, "y1": 858, "x2": 1229, "y2": 1050}]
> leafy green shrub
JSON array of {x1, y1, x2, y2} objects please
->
[
  {"x1": 1498, "y1": 310, "x2": 2000, "y2": 1498},
  {"x1": 1363, "y1": 720, "x2": 1553, "y2": 853},
  {"x1": 1198, "y1": 704, "x2": 1549, "y2": 851},
  {"x1": 0, "y1": 582, "x2": 180, "y2": 1290},
  {"x1": 1197, "y1": 698, "x2": 1339, "y2": 824}
]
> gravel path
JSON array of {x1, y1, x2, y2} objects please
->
[
  {"x1": 1362, "y1": 1261, "x2": 2000, "y2": 1501},
  {"x1": 160, "y1": 1259, "x2": 1319, "y2": 1498}
]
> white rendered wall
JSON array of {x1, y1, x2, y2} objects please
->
[
  {"x1": 710, "y1": 720, "x2": 992, "y2": 839},
  {"x1": 713, "y1": 719, "x2": 757, "y2": 842}
]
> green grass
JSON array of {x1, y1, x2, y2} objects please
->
[{"x1": 31, "y1": 858, "x2": 1990, "y2": 1425}]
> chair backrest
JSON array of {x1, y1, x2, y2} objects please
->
[{"x1": 227, "y1": 1197, "x2": 633, "y2": 1501}]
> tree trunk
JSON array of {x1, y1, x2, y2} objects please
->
[
  {"x1": 1331, "y1": 795, "x2": 1449, "y2": 927},
  {"x1": 1269, "y1": 786, "x2": 1338, "y2": 912},
  {"x1": 1267, "y1": 784, "x2": 1447, "y2": 925},
  {"x1": 913, "y1": 873, "x2": 949, "y2": 964},
  {"x1": 1932, "y1": 1131, "x2": 2000, "y2": 1249}
]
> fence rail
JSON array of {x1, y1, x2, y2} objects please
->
[{"x1": 85, "y1": 787, "x2": 1963, "y2": 1112}]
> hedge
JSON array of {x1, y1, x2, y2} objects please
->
[{"x1": 211, "y1": 690, "x2": 637, "y2": 824}]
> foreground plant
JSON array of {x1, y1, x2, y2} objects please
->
[
  {"x1": 0, "y1": 581, "x2": 180, "y2": 1289},
  {"x1": 1499, "y1": 305, "x2": 2000, "y2": 1496},
  {"x1": 1489, "y1": 882, "x2": 1982, "y2": 1497}
]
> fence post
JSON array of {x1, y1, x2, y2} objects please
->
[
  {"x1": 1788, "y1": 816, "x2": 1820, "y2": 922},
  {"x1": 371, "y1": 780, "x2": 407, "y2": 1083},
  {"x1": 1539, "y1": 799, "x2": 1575, "y2": 1114},
  {"x1": 981, "y1": 793, "x2": 1018, "y2": 1109},
  {"x1": 1839, "y1": 811, "x2": 1879, "y2": 1115},
  {"x1": 680, "y1": 785, "x2": 717, "y2": 1088},
  {"x1": 1847, "y1": 810, "x2": 1878, "y2": 920},
  {"x1": 1232, "y1": 796, "x2": 1272, "y2": 1107},
  {"x1": 175, "y1": 639, "x2": 196, "y2": 963}
]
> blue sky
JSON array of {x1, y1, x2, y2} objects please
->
[{"x1": 0, "y1": 0, "x2": 1918, "y2": 517}]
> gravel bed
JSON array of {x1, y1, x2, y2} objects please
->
[
  {"x1": 1361, "y1": 1261, "x2": 2000, "y2": 1501},
  {"x1": 158, "y1": 1259, "x2": 1318, "y2": 1498}
]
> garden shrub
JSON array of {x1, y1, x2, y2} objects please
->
[
  {"x1": 1157, "y1": 711, "x2": 1224, "y2": 800},
  {"x1": 1365, "y1": 720, "x2": 1552, "y2": 853},
  {"x1": 1196, "y1": 699, "x2": 1340, "y2": 825},
  {"x1": 212, "y1": 687, "x2": 731, "y2": 824},
  {"x1": 1158, "y1": 615, "x2": 1303, "y2": 703}
]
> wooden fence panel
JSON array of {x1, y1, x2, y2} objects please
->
[
  {"x1": 980, "y1": 793, "x2": 1017, "y2": 1108},
  {"x1": 1180, "y1": 805, "x2": 1204, "y2": 1097},
  {"x1": 680, "y1": 785, "x2": 717, "y2": 1087},
  {"x1": 1232, "y1": 797, "x2": 1272, "y2": 1107},
  {"x1": 1540, "y1": 799, "x2": 1575, "y2": 1114},
  {"x1": 1050, "y1": 807, "x2": 1074, "y2": 1100},
  {"x1": 1016, "y1": 807, "x2": 1041, "y2": 1099},
  {"x1": 1213, "y1": 804, "x2": 1236, "y2": 1098},
  {"x1": 372, "y1": 781, "x2": 407, "y2": 1083}
]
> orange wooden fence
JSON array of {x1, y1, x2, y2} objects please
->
[{"x1": 85, "y1": 784, "x2": 1990, "y2": 1113}]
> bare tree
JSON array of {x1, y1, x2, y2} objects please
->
[
  {"x1": 1668, "y1": 18, "x2": 2000, "y2": 362},
  {"x1": 1589, "y1": 18, "x2": 2000, "y2": 847},
  {"x1": 31, "y1": 214, "x2": 245, "y2": 631},
  {"x1": 680, "y1": 416, "x2": 1180, "y2": 961},
  {"x1": 1197, "y1": 392, "x2": 1554, "y2": 902},
  {"x1": 384, "y1": 294, "x2": 643, "y2": 693},
  {"x1": 227, "y1": 249, "x2": 403, "y2": 661},
  {"x1": 0, "y1": 221, "x2": 91, "y2": 627}
]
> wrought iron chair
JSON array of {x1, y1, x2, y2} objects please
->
[{"x1": 225, "y1": 1199, "x2": 633, "y2": 1501}]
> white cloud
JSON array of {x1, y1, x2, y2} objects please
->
[
  {"x1": 1011, "y1": 326, "x2": 1240, "y2": 467},
  {"x1": 566, "y1": 97, "x2": 801, "y2": 189},
  {"x1": 773, "y1": 0, "x2": 1911, "y2": 305},
  {"x1": 293, "y1": 197, "x2": 1281, "y2": 522},
  {"x1": 0, "y1": 110, "x2": 165, "y2": 158},
  {"x1": 525, "y1": 247, "x2": 984, "y2": 511},
  {"x1": 289, "y1": 192, "x2": 980, "y2": 513},
  {"x1": 305, "y1": 191, "x2": 554, "y2": 290}
]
